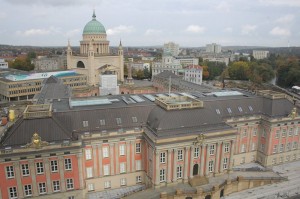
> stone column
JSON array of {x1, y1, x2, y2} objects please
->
[
  {"x1": 98, "y1": 144, "x2": 102, "y2": 177},
  {"x1": 41, "y1": 158, "x2": 51, "y2": 194},
  {"x1": 190, "y1": 145, "x2": 194, "y2": 178},
  {"x1": 76, "y1": 154, "x2": 84, "y2": 189},
  {"x1": 58, "y1": 156, "x2": 66, "y2": 192},
  {"x1": 131, "y1": 141, "x2": 135, "y2": 172},
  {"x1": 155, "y1": 151, "x2": 160, "y2": 185},
  {"x1": 126, "y1": 141, "x2": 131, "y2": 172},
  {"x1": 167, "y1": 149, "x2": 172, "y2": 183},
  {"x1": 115, "y1": 143, "x2": 119, "y2": 174},
  {"x1": 110, "y1": 144, "x2": 115, "y2": 175},
  {"x1": 220, "y1": 143, "x2": 225, "y2": 173},
  {"x1": 92, "y1": 145, "x2": 98, "y2": 177},
  {"x1": 200, "y1": 145, "x2": 205, "y2": 176},
  {"x1": 13, "y1": 162, "x2": 24, "y2": 198},
  {"x1": 172, "y1": 149, "x2": 177, "y2": 182},
  {"x1": 206, "y1": 144, "x2": 210, "y2": 175},
  {"x1": 183, "y1": 147, "x2": 189, "y2": 181},
  {"x1": 216, "y1": 142, "x2": 222, "y2": 174},
  {"x1": 229, "y1": 140, "x2": 235, "y2": 169}
]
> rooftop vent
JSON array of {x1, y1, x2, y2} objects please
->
[
  {"x1": 23, "y1": 104, "x2": 52, "y2": 119},
  {"x1": 155, "y1": 95, "x2": 203, "y2": 111}
]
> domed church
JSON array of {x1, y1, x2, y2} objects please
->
[{"x1": 67, "y1": 10, "x2": 124, "y2": 86}]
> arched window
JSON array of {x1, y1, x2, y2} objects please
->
[{"x1": 77, "y1": 61, "x2": 85, "y2": 68}]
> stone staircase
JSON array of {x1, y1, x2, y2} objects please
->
[{"x1": 189, "y1": 176, "x2": 209, "y2": 187}]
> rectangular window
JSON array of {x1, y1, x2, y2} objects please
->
[
  {"x1": 66, "y1": 179, "x2": 74, "y2": 190},
  {"x1": 136, "y1": 143, "x2": 141, "y2": 153},
  {"x1": 38, "y1": 182, "x2": 46, "y2": 194},
  {"x1": 136, "y1": 176, "x2": 142, "y2": 183},
  {"x1": 120, "y1": 162, "x2": 126, "y2": 173},
  {"x1": 275, "y1": 130, "x2": 280, "y2": 138},
  {"x1": 64, "y1": 159, "x2": 72, "y2": 170},
  {"x1": 159, "y1": 169, "x2": 165, "y2": 182},
  {"x1": 208, "y1": 161, "x2": 214, "y2": 172},
  {"x1": 116, "y1": 118, "x2": 122, "y2": 125},
  {"x1": 50, "y1": 160, "x2": 58, "y2": 172},
  {"x1": 160, "y1": 152, "x2": 166, "y2": 163},
  {"x1": 262, "y1": 129, "x2": 266, "y2": 137},
  {"x1": 273, "y1": 145, "x2": 278, "y2": 154},
  {"x1": 53, "y1": 181, "x2": 60, "y2": 192},
  {"x1": 21, "y1": 164, "x2": 30, "y2": 176},
  {"x1": 282, "y1": 129, "x2": 286, "y2": 137},
  {"x1": 177, "y1": 165, "x2": 183, "y2": 179},
  {"x1": 224, "y1": 143, "x2": 229, "y2": 153},
  {"x1": 88, "y1": 183, "x2": 94, "y2": 191},
  {"x1": 286, "y1": 143, "x2": 291, "y2": 151},
  {"x1": 216, "y1": 109, "x2": 221, "y2": 114},
  {"x1": 104, "y1": 181, "x2": 111, "y2": 189},
  {"x1": 272, "y1": 158, "x2": 276, "y2": 165},
  {"x1": 6, "y1": 166, "x2": 14, "y2": 178},
  {"x1": 241, "y1": 144, "x2": 246, "y2": 153},
  {"x1": 243, "y1": 129, "x2": 247, "y2": 137},
  {"x1": 103, "y1": 147, "x2": 109, "y2": 158},
  {"x1": 85, "y1": 149, "x2": 92, "y2": 160},
  {"x1": 293, "y1": 142, "x2": 298, "y2": 150},
  {"x1": 227, "y1": 108, "x2": 232, "y2": 114},
  {"x1": 280, "y1": 144, "x2": 284, "y2": 153},
  {"x1": 83, "y1": 121, "x2": 88, "y2": 127},
  {"x1": 177, "y1": 149, "x2": 183, "y2": 161},
  {"x1": 100, "y1": 119, "x2": 105, "y2": 126},
  {"x1": 238, "y1": 106, "x2": 243, "y2": 112},
  {"x1": 24, "y1": 184, "x2": 32, "y2": 196},
  {"x1": 261, "y1": 144, "x2": 265, "y2": 152},
  {"x1": 36, "y1": 162, "x2": 44, "y2": 174},
  {"x1": 119, "y1": 145, "x2": 125, "y2": 156},
  {"x1": 132, "y1": 117, "x2": 138, "y2": 123},
  {"x1": 289, "y1": 128, "x2": 293, "y2": 136},
  {"x1": 295, "y1": 127, "x2": 299, "y2": 135},
  {"x1": 252, "y1": 143, "x2": 256, "y2": 151},
  {"x1": 9, "y1": 187, "x2": 17, "y2": 199},
  {"x1": 86, "y1": 167, "x2": 93, "y2": 178},
  {"x1": 120, "y1": 178, "x2": 126, "y2": 186},
  {"x1": 210, "y1": 145, "x2": 215, "y2": 155},
  {"x1": 223, "y1": 158, "x2": 228, "y2": 169},
  {"x1": 253, "y1": 128, "x2": 257, "y2": 136},
  {"x1": 103, "y1": 165, "x2": 110, "y2": 176},
  {"x1": 279, "y1": 157, "x2": 283, "y2": 163},
  {"x1": 248, "y1": 106, "x2": 253, "y2": 111},
  {"x1": 136, "y1": 160, "x2": 141, "y2": 171},
  {"x1": 194, "y1": 147, "x2": 199, "y2": 158}
]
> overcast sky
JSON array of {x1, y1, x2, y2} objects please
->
[{"x1": 0, "y1": 0, "x2": 299, "y2": 47}]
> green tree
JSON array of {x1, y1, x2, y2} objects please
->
[
  {"x1": 136, "y1": 69, "x2": 145, "y2": 79},
  {"x1": 143, "y1": 67, "x2": 151, "y2": 79},
  {"x1": 228, "y1": 61, "x2": 250, "y2": 80}
]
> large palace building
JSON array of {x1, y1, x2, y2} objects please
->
[
  {"x1": 67, "y1": 11, "x2": 124, "y2": 86},
  {"x1": 0, "y1": 90, "x2": 299, "y2": 199}
]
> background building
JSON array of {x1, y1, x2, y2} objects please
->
[
  {"x1": 0, "y1": 59, "x2": 8, "y2": 69},
  {"x1": 184, "y1": 65, "x2": 203, "y2": 85},
  {"x1": 99, "y1": 73, "x2": 119, "y2": 95},
  {"x1": 206, "y1": 43, "x2": 222, "y2": 53},
  {"x1": 253, "y1": 50, "x2": 269, "y2": 60},
  {"x1": 32, "y1": 55, "x2": 67, "y2": 71},
  {"x1": 67, "y1": 11, "x2": 124, "y2": 86},
  {"x1": 163, "y1": 42, "x2": 179, "y2": 56}
]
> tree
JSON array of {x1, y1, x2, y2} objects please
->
[
  {"x1": 228, "y1": 61, "x2": 250, "y2": 80},
  {"x1": 124, "y1": 64, "x2": 128, "y2": 77},
  {"x1": 205, "y1": 61, "x2": 226, "y2": 80},
  {"x1": 136, "y1": 69, "x2": 145, "y2": 79},
  {"x1": 143, "y1": 67, "x2": 151, "y2": 79},
  {"x1": 202, "y1": 65, "x2": 209, "y2": 80}
]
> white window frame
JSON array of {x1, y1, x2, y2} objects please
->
[
  {"x1": 241, "y1": 144, "x2": 246, "y2": 153},
  {"x1": 289, "y1": 128, "x2": 293, "y2": 136},
  {"x1": 21, "y1": 164, "x2": 30, "y2": 176},
  {"x1": 176, "y1": 165, "x2": 182, "y2": 179},
  {"x1": 24, "y1": 184, "x2": 32, "y2": 196},
  {"x1": 86, "y1": 167, "x2": 93, "y2": 178},
  {"x1": 66, "y1": 179, "x2": 74, "y2": 190},
  {"x1": 83, "y1": 120, "x2": 89, "y2": 127},
  {"x1": 100, "y1": 119, "x2": 105, "y2": 126},
  {"x1": 52, "y1": 181, "x2": 60, "y2": 192},
  {"x1": 132, "y1": 117, "x2": 138, "y2": 123},
  {"x1": 210, "y1": 145, "x2": 215, "y2": 155},
  {"x1": 85, "y1": 149, "x2": 92, "y2": 160},
  {"x1": 6, "y1": 165, "x2": 14, "y2": 178},
  {"x1": 104, "y1": 181, "x2": 111, "y2": 189},
  {"x1": 136, "y1": 176, "x2": 142, "y2": 183},
  {"x1": 103, "y1": 164, "x2": 110, "y2": 176},
  {"x1": 50, "y1": 160, "x2": 58, "y2": 172},
  {"x1": 253, "y1": 128, "x2": 257, "y2": 136},
  {"x1": 275, "y1": 130, "x2": 280, "y2": 138},
  {"x1": 120, "y1": 178, "x2": 126, "y2": 186},
  {"x1": 135, "y1": 143, "x2": 141, "y2": 153},
  {"x1": 120, "y1": 162, "x2": 126, "y2": 173},
  {"x1": 136, "y1": 160, "x2": 141, "y2": 171},
  {"x1": 208, "y1": 161, "x2": 214, "y2": 172},
  {"x1": 64, "y1": 159, "x2": 72, "y2": 170},
  {"x1": 116, "y1": 118, "x2": 122, "y2": 125},
  {"x1": 224, "y1": 143, "x2": 229, "y2": 153},
  {"x1": 119, "y1": 145, "x2": 125, "y2": 156},
  {"x1": 160, "y1": 152, "x2": 166, "y2": 163},
  {"x1": 280, "y1": 144, "x2": 284, "y2": 153},
  {"x1": 88, "y1": 183, "x2": 94, "y2": 191},
  {"x1": 273, "y1": 145, "x2": 278, "y2": 154},
  {"x1": 36, "y1": 162, "x2": 44, "y2": 174},
  {"x1": 282, "y1": 129, "x2": 286, "y2": 137},
  {"x1": 38, "y1": 182, "x2": 46, "y2": 194},
  {"x1": 9, "y1": 187, "x2": 17, "y2": 199},
  {"x1": 177, "y1": 149, "x2": 183, "y2": 161},
  {"x1": 159, "y1": 169, "x2": 165, "y2": 182},
  {"x1": 251, "y1": 143, "x2": 256, "y2": 151},
  {"x1": 194, "y1": 147, "x2": 199, "y2": 158},
  {"x1": 103, "y1": 146, "x2": 109, "y2": 158},
  {"x1": 293, "y1": 142, "x2": 298, "y2": 150},
  {"x1": 223, "y1": 158, "x2": 228, "y2": 169}
]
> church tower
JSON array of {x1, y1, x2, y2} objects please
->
[
  {"x1": 66, "y1": 40, "x2": 72, "y2": 70},
  {"x1": 118, "y1": 40, "x2": 124, "y2": 82},
  {"x1": 88, "y1": 39, "x2": 95, "y2": 85}
]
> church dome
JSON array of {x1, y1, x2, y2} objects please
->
[{"x1": 83, "y1": 11, "x2": 106, "y2": 34}]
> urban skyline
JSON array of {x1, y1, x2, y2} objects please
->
[{"x1": 0, "y1": 0, "x2": 299, "y2": 47}]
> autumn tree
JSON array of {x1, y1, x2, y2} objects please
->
[{"x1": 227, "y1": 61, "x2": 250, "y2": 80}]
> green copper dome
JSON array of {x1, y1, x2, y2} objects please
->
[{"x1": 83, "y1": 11, "x2": 106, "y2": 34}]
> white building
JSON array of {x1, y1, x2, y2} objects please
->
[
  {"x1": 175, "y1": 57, "x2": 199, "y2": 67},
  {"x1": 206, "y1": 43, "x2": 222, "y2": 53},
  {"x1": 152, "y1": 52, "x2": 182, "y2": 77},
  {"x1": 0, "y1": 59, "x2": 8, "y2": 69},
  {"x1": 253, "y1": 50, "x2": 269, "y2": 60},
  {"x1": 163, "y1": 42, "x2": 179, "y2": 56},
  {"x1": 203, "y1": 57, "x2": 230, "y2": 66},
  {"x1": 99, "y1": 74, "x2": 119, "y2": 95},
  {"x1": 184, "y1": 65, "x2": 203, "y2": 85},
  {"x1": 131, "y1": 62, "x2": 150, "y2": 70}
]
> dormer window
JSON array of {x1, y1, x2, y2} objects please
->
[
  {"x1": 116, "y1": 118, "x2": 122, "y2": 125},
  {"x1": 83, "y1": 121, "x2": 89, "y2": 127}
]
